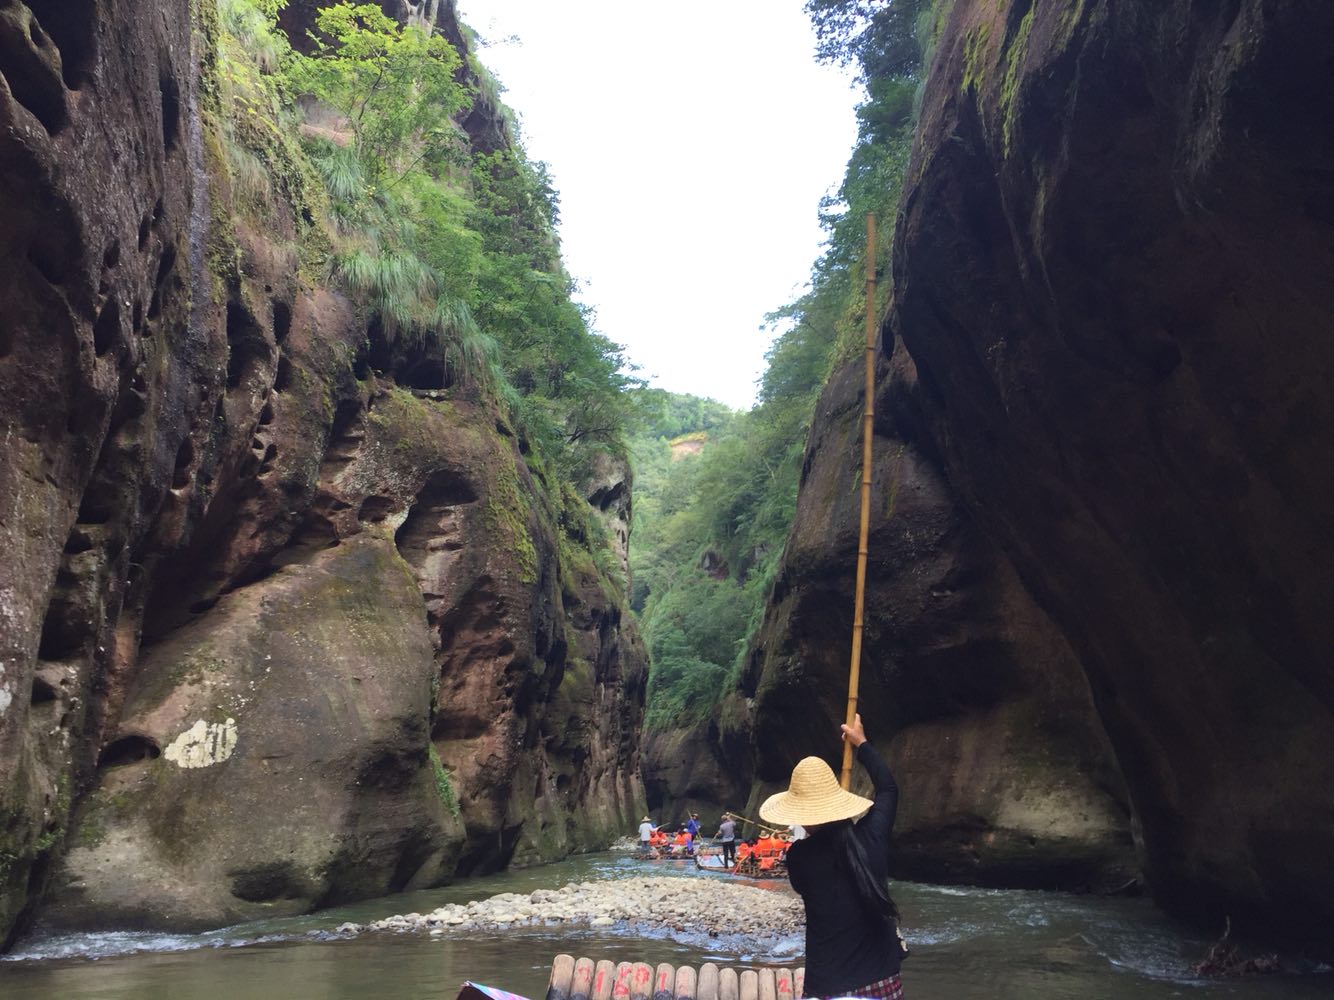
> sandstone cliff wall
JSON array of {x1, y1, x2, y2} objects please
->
[
  {"x1": 0, "y1": 0, "x2": 645, "y2": 943},
  {"x1": 728, "y1": 0, "x2": 1334, "y2": 951},
  {"x1": 885, "y1": 0, "x2": 1334, "y2": 947},
  {"x1": 737, "y1": 353, "x2": 1136, "y2": 892}
]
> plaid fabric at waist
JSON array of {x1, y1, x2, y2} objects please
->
[{"x1": 824, "y1": 974, "x2": 904, "y2": 1000}]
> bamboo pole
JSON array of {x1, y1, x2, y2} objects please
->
[
  {"x1": 717, "y1": 811, "x2": 782, "y2": 837},
  {"x1": 841, "y1": 213, "x2": 878, "y2": 791}
]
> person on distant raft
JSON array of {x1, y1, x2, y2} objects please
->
[
  {"x1": 672, "y1": 829, "x2": 691, "y2": 855},
  {"x1": 685, "y1": 812, "x2": 701, "y2": 840},
  {"x1": 716, "y1": 812, "x2": 738, "y2": 869},
  {"x1": 760, "y1": 714, "x2": 908, "y2": 999},
  {"x1": 638, "y1": 815, "x2": 657, "y2": 852}
]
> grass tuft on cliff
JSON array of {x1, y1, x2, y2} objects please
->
[
  {"x1": 217, "y1": 0, "x2": 644, "y2": 484},
  {"x1": 207, "y1": 2, "x2": 641, "y2": 685}
]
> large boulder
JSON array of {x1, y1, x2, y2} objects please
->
[{"x1": 47, "y1": 534, "x2": 460, "y2": 930}]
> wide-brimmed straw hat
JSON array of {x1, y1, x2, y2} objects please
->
[{"x1": 759, "y1": 756, "x2": 872, "y2": 826}]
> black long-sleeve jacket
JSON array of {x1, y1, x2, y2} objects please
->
[{"x1": 785, "y1": 742, "x2": 903, "y2": 995}]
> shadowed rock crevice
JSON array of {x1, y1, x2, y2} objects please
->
[
  {"x1": 0, "y1": 4, "x2": 69, "y2": 134},
  {"x1": 228, "y1": 862, "x2": 309, "y2": 904},
  {"x1": 96, "y1": 734, "x2": 160, "y2": 769},
  {"x1": 30, "y1": 0, "x2": 98, "y2": 91},
  {"x1": 224, "y1": 300, "x2": 270, "y2": 393}
]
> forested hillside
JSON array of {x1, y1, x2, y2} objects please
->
[{"x1": 634, "y1": 1, "x2": 933, "y2": 797}]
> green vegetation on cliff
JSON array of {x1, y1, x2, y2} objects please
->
[
  {"x1": 217, "y1": 1, "x2": 641, "y2": 485},
  {"x1": 631, "y1": 345, "x2": 835, "y2": 727},
  {"x1": 632, "y1": 0, "x2": 935, "y2": 731}
]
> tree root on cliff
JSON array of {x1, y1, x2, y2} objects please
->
[{"x1": 1192, "y1": 917, "x2": 1281, "y2": 977}]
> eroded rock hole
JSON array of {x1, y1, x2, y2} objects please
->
[
  {"x1": 588, "y1": 482, "x2": 625, "y2": 512},
  {"x1": 159, "y1": 73, "x2": 180, "y2": 152},
  {"x1": 63, "y1": 528, "x2": 94, "y2": 554},
  {"x1": 28, "y1": 240, "x2": 69, "y2": 287},
  {"x1": 400, "y1": 358, "x2": 449, "y2": 391},
  {"x1": 229, "y1": 862, "x2": 306, "y2": 903},
  {"x1": 274, "y1": 353, "x2": 293, "y2": 391},
  {"x1": 102, "y1": 241, "x2": 120, "y2": 269},
  {"x1": 324, "y1": 400, "x2": 364, "y2": 466},
  {"x1": 76, "y1": 492, "x2": 112, "y2": 525},
  {"x1": 258, "y1": 442, "x2": 278, "y2": 476},
  {"x1": 145, "y1": 256, "x2": 173, "y2": 321},
  {"x1": 258, "y1": 401, "x2": 275, "y2": 426},
  {"x1": 358, "y1": 495, "x2": 393, "y2": 522},
  {"x1": 37, "y1": 597, "x2": 87, "y2": 661},
  {"x1": 226, "y1": 301, "x2": 268, "y2": 391},
  {"x1": 272, "y1": 515, "x2": 339, "y2": 569},
  {"x1": 97, "y1": 735, "x2": 161, "y2": 769},
  {"x1": 272, "y1": 300, "x2": 291, "y2": 343},
  {"x1": 366, "y1": 317, "x2": 455, "y2": 389},
  {"x1": 138, "y1": 214, "x2": 151, "y2": 251},
  {"x1": 0, "y1": 12, "x2": 69, "y2": 133},
  {"x1": 172, "y1": 438, "x2": 195, "y2": 489},
  {"x1": 394, "y1": 469, "x2": 479, "y2": 557},
  {"x1": 92, "y1": 297, "x2": 120, "y2": 356},
  {"x1": 35, "y1": 0, "x2": 98, "y2": 90},
  {"x1": 30, "y1": 676, "x2": 57, "y2": 705}
]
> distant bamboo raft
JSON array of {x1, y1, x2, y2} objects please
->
[{"x1": 545, "y1": 955, "x2": 805, "y2": 1000}]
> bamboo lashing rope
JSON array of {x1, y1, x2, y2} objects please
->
[{"x1": 841, "y1": 213, "x2": 877, "y2": 791}]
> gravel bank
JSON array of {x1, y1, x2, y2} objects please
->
[{"x1": 338, "y1": 877, "x2": 804, "y2": 943}]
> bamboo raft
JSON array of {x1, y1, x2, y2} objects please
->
[
  {"x1": 542, "y1": 955, "x2": 806, "y2": 1000},
  {"x1": 693, "y1": 850, "x2": 789, "y2": 880}
]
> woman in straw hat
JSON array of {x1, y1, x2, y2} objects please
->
[{"x1": 759, "y1": 713, "x2": 906, "y2": 999}]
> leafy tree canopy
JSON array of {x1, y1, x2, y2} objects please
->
[{"x1": 288, "y1": 3, "x2": 469, "y2": 183}]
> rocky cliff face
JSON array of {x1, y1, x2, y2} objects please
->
[
  {"x1": 738, "y1": 354, "x2": 1136, "y2": 891},
  {"x1": 734, "y1": 0, "x2": 1334, "y2": 951},
  {"x1": 0, "y1": 0, "x2": 645, "y2": 942}
]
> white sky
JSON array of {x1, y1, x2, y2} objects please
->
[{"x1": 454, "y1": 1, "x2": 860, "y2": 410}]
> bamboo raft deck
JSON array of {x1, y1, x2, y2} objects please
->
[{"x1": 543, "y1": 955, "x2": 806, "y2": 1000}]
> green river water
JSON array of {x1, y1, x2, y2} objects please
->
[{"x1": 1, "y1": 852, "x2": 1328, "y2": 999}]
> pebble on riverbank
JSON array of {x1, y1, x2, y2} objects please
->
[{"x1": 341, "y1": 877, "x2": 804, "y2": 944}]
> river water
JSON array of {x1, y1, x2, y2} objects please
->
[{"x1": 1, "y1": 852, "x2": 1328, "y2": 999}]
